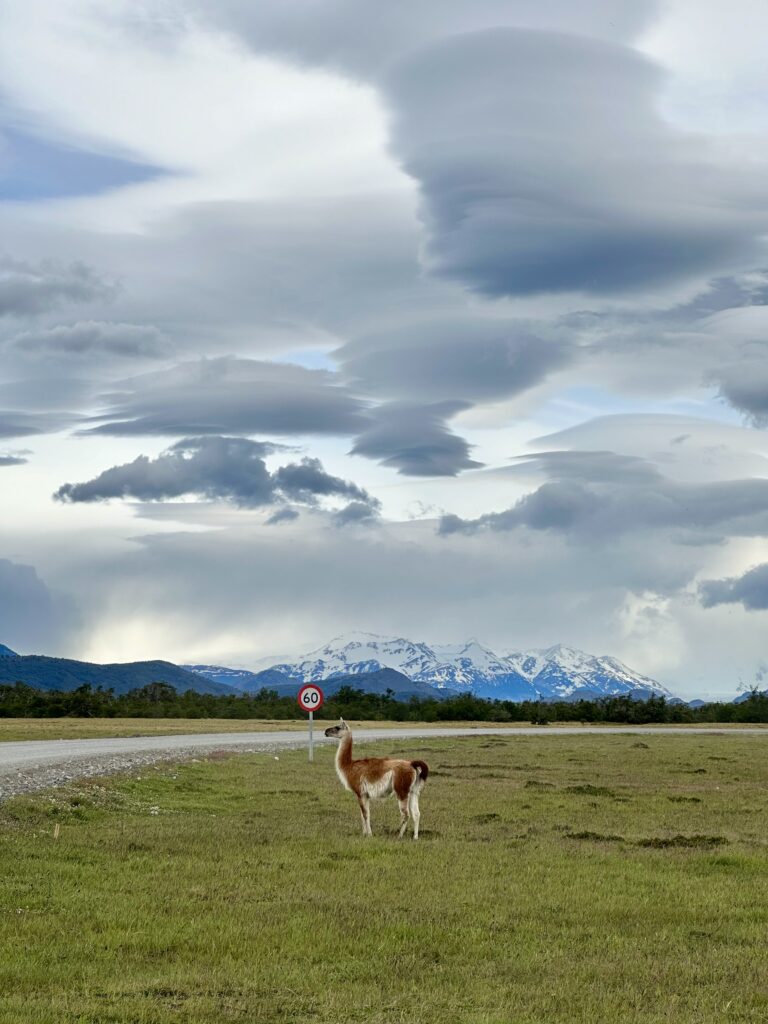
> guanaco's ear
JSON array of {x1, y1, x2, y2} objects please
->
[{"x1": 339, "y1": 716, "x2": 345, "y2": 724}]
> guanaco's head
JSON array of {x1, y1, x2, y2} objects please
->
[{"x1": 324, "y1": 717, "x2": 350, "y2": 739}]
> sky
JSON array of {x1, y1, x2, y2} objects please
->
[{"x1": 2, "y1": 0, "x2": 768, "y2": 699}]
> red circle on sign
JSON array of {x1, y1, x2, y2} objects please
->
[{"x1": 297, "y1": 683, "x2": 324, "y2": 712}]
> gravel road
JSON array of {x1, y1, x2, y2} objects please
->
[{"x1": 2, "y1": 726, "x2": 766, "y2": 800}]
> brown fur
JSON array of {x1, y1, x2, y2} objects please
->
[
  {"x1": 337, "y1": 743, "x2": 419, "y2": 798},
  {"x1": 324, "y1": 721, "x2": 428, "y2": 838}
]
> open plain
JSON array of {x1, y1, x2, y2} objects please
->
[{"x1": 1, "y1": 730, "x2": 767, "y2": 1023}]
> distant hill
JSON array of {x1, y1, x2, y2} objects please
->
[
  {"x1": 0, "y1": 644, "x2": 18, "y2": 658},
  {"x1": 0, "y1": 654, "x2": 236, "y2": 695},
  {"x1": 327, "y1": 668, "x2": 456, "y2": 701},
  {"x1": 185, "y1": 663, "x2": 281, "y2": 693},
  {"x1": 733, "y1": 689, "x2": 768, "y2": 704}
]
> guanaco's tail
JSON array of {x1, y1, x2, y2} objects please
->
[{"x1": 411, "y1": 759, "x2": 429, "y2": 783}]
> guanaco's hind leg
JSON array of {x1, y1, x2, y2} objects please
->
[
  {"x1": 358, "y1": 795, "x2": 372, "y2": 836},
  {"x1": 397, "y1": 797, "x2": 410, "y2": 838},
  {"x1": 409, "y1": 791, "x2": 421, "y2": 840}
]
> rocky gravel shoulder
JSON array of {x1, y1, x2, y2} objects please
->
[{"x1": 0, "y1": 740, "x2": 308, "y2": 802}]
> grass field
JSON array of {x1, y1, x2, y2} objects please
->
[{"x1": 2, "y1": 733, "x2": 768, "y2": 1023}]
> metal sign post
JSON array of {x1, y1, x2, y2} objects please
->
[{"x1": 297, "y1": 684, "x2": 324, "y2": 762}]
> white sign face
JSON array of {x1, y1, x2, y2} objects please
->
[{"x1": 297, "y1": 684, "x2": 324, "y2": 712}]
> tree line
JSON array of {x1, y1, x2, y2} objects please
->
[{"x1": 1, "y1": 681, "x2": 768, "y2": 723}]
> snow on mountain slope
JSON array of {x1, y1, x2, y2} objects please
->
[
  {"x1": 516, "y1": 645, "x2": 669, "y2": 699},
  {"x1": 269, "y1": 632, "x2": 535, "y2": 697},
  {"x1": 185, "y1": 664, "x2": 267, "y2": 690},
  {"x1": 263, "y1": 633, "x2": 673, "y2": 701}
]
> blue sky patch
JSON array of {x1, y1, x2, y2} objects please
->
[{"x1": 0, "y1": 126, "x2": 165, "y2": 201}]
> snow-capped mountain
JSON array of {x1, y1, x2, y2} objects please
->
[
  {"x1": 503, "y1": 643, "x2": 667, "y2": 700},
  {"x1": 260, "y1": 632, "x2": 673, "y2": 701}
]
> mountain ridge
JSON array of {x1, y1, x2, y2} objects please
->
[
  {"x1": 194, "y1": 631, "x2": 675, "y2": 702},
  {"x1": 0, "y1": 652, "x2": 237, "y2": 696},
  {"x1": 0, "y1": 633, "x2": 677, "y2": 702}
]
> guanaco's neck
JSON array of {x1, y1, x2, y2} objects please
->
[{"x1": 336, "y1": 731, "x2": 353, "y2": 771}]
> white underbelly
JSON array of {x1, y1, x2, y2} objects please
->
[{"x1": 362, "y1": 771, "x2": 394, "y2": 800}]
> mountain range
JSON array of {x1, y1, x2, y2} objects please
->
[
  {"x1": 188, "y1": 631, "x2": 674, "y2": 702},
  {"x1": 1, "y1": 633, "x2": 759, "y2": 704}
]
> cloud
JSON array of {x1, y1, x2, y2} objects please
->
[
  {"x1": 201, "y1": 0, "x2": 657, "y2": 79},
  {"x1": 272, "y1": 457, "x2": 373, "y2": 504},
  {"x1": 384, "y1": 29, "x2": 768, "y2": 298},
  {"x1": 713, "y1": 357, "x2": 768, "y2": 422},
  {"x1": 54, "y1": 435, "x2": 380, "y2": 514},
  {"x1": 351, "y1": 401, "x2": 481, "y2": 476},
  {"x1": 79, "y1": 356, "x2": 370, "y2": 437},
  {"x1": 0, "y1": 411, "x2": 72, "y2": 439},
  {"x1": 0, "y1": 256, "x2": 115, "y2": 317},
  {"x1": 0, "y1": 453, "x2": 28, "y2": 466},
  {"x1": 527, "y1": 415, "x2": 768, "y2": 484},
  {"x1": 338, "y1": 317, "x2": 569, "y2": 402},
  {"x1": 0, "y1": 557, "x2": 76, "y2": 653},
  {"x1": 265, "y1": 506, "x2": 300, "y2": 526},
  {"x1": 59, "y1": 511, "x2": 712, "y2": 691},
  {"x1": 699, "y1": 563, "x2": 768, "y2": 611},
  {"x1": 440, "y1": 448, "x2": 768, "y2": 541},
  {"x1": 332, "y1": 500, "x2": 380, "y2": 527},
  {"x1": 8, "y1": 321, "x2": 172, "y2": 360}
]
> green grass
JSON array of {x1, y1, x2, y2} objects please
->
[{"x1": 2, "y1": 733, "x2": 768, "y2": 1023}]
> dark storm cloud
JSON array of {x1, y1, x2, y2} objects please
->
[
  {"x1": 55, "y1": 436, "x2": 276, "y2": 505},
  {"x1": 679, "y1": 272, "x2": 768, "y2": 319},
  {"x1": 714, "y1": 362, "x2": 768, "y2": 422},
  {"x1": 0, "y1": 411, "x2": 72, "y2": 439},
  {"x1": 0, "y1": 415, "x2": 37, "y2": 439},
  {"x1": 0, "y1": 256, "x2": 116, "y2": 317},
  {"x1": 351, "y1": 401, "x2": 481, "y2": 476},
  {"x1": 332, "y1": 500, "x2": 381, "y2": 527},
  {"x1": 199, "y1": 0, "x2": 656, "y2": 78},
  {"x1": 338, "y1": 318, "x2": 569, "y2": 402},
  {"x1": 79, "y1": 357, "x2": 370, "y2": 438},
  {"x1": 0, "y1": 558, "x2": 76, "y2": 653},
  {"x1": 9, "y1": 321, "x2": 172, "y2": 360},
  {"x1": 54, "y1": 435, "x2": 380, "y2": 513},
  {"x1": 699, "y1": 563, "x2": 768, "y2": 611},
  {"x1": 385, "y1": 29, "x2": 767, "y2": 298},
  {"x1": 440, "y1": 450, "x2": 768, "y2": 540},
  {"x1": 265, "y1": 506, "x2": 300, "y2": 526},
  {"x1": 272, "y1": 457, "x2": 373, "y2": 504}
]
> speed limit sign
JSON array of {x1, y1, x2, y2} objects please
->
[
  {"x1": 297, "y1": 684, "x2": 324, "y2": 712},
  {"x1": 297, "y1": 684, "x2": 324, "y2": 762}
]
